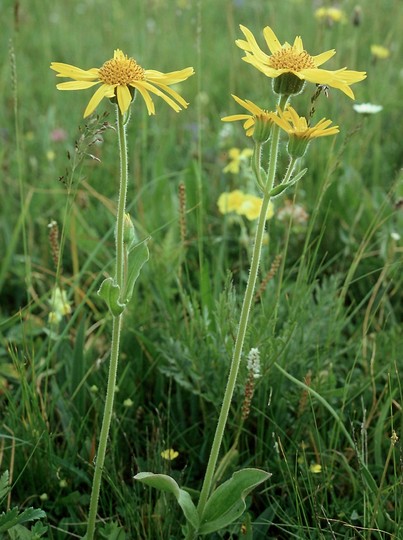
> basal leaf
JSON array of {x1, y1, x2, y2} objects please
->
[
  {"x1": 134, "y1": 472, "x2": 199, "y2": 530},
  {"x1": 199, "y1": 468, "x2": 271, "y2": 535}
]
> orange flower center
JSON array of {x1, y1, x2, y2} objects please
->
[
  {"x1": 99, "y1": 55, "x2": 145, "y2": 85},
  {"x1": 268, "y1": 47, "x2": 316, "y2": 71}
]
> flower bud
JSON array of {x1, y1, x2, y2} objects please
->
[{"x1": 123, "y1": 213, "x2": 136, "y2": 247}]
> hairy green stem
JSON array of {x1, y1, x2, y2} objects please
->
[
  {"x1": 86, "y1": 108, "x2": 128, "y2": 540},
  {"x1": 195, "y1": 103, "x2": 287, "y2": 526}
]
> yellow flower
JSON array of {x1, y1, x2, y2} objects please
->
[
  {"x1": 315, "y1": 7, "x2": 346, "y2": 23},
  {"x1": 370, "y1": 44, "x2": 390, "y2": 60},
  {"x1": 222, "y1": 95, "x2": 274, "y2": 138},
  {"x1": 217, "y1": 190, "x2": 246, "y2": 214},
  {"x1": 218, "y1": 190, "x2": 274, "y2": 221},
  {"x1": 309, "y1": 463, "x2": 322, "y2": 474},
  {"x1": 50, "y1": 49, "x2": 194, "y2": 117},
  {"x1": 272, "y1": 105, "x2": 339, "y2": 140},
  {"x1": 236, "y1": 25, "x2": 366, "y2": 98},
  {"x1": 161, "y1": 448, "x2": 179, "y2": 461},
  {"x1": 237, "y1": 194, "x2": 274, "y2": 221},
  {"x1": 223, "y1": 147, "x2": 253, "y2": 174},
  {"x1": 271, "y1": 105, "x2": 339, "y2": 158},
  {"x1": 48, "y1": 286, "x2": 72, "y2": 324}
]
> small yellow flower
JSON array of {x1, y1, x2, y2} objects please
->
[
  {"x1": 48, "y1": 286, "x2": 72, "y2": 324},
  {"x1": 223, "y1": 147, "x2": 253, "y2": 174},
  {"x1": 46, "y1": 150, "x2": 56, "y2": 162},
  {"x1": 236, "y1": 25, "x2": 366, "y2": 98},
  {"x1": 272, "y1": 105, "x2": 339, "y2": 140},
  {"x1": 218, "y1": 190, "x2": 274, "y2": 221},
  {"x1": 161, "y1": 448, "x2": 179, "y2": 461},
  {"x1": 217, "y1": 190, "x2": 245, "y2": 214},
  {"x1": 51, "y1": 49, "x2": 194, "y2": 117},
  {"x1": 315, "y1": 7, "x2": 346, "y2": 24},
  {"x1": 237, "y1": 194, "x2": 274, "y2": 221},
  {"x1": 222, "y1": 95, "x2": 275, "y2": 138},
  {"x1": 370, "y1": 44, "x2": 390, "y2": 60},
  {"x1": 309, "y1": 463, "x2": 322, "y2": 474},
  {"x1": 271, "y1": 105, "x2": 338, "y2": 158}
]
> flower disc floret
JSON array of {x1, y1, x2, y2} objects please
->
[
  {"x1": 236, "y1": 25, "x2": 366, "y2": 99},
  {"x1": 98, "y1": 53, "x2": 145, "y2": 85}
]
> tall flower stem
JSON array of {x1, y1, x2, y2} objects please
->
[
  {"x1": 86, "y1": 108, "x2": 128, "y2": 540},
  {"x1": 195, "y1": 95, "x2": 287, "y2": 523}
]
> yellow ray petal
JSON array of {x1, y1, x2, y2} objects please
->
[
  {"x1": 145, "y1": 67, "x2": 194, "y2": 83},
  {"x1": 139, "y1": 81, "x2": 183, "y2": 112},
  {"x1": 148, "y1": 81, "x2": 189, "y2": 108},
  {"x1": 56, "y1": 81, "x2": 100, "y2": 91},
  {"x1": 116, "y1": 84, "x2": 133, "y2": 115},
  {"x1": 238, "y1": 25, "x2": 271, "y2": 64},
  {"x1": 84, "y1": 83, "x2": 115, "y2": 118},
  {"x1": 312, "y1": 49, "x2": 336, "y2": 67},
  {"x1": 292, "y1": 36, "x2": 304, "y2": 52},
  {"x1": 50, "y1": 62, "x2": 99, "y2": 81},
  {"x1": 262, "y1": 26, "x2": 282, "y2": 54},
  {"x1": 131, "y1": 83, "x2": 155, "y2": 115}
]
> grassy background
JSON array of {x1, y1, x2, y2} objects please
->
[{"x1": 1, "y1": 0, "x2": 403, "y2": 538}]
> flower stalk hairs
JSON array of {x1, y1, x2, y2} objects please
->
[
  {"x1": 135, "y1": 26, "x2": 366, "y2": 540},
  {"x1": 51, "y1": 49, "x2": 193, "y2": 540}
]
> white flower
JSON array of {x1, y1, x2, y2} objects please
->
[
  {"x1": 353, "y1": 103, "x2": 383, "y2": 115},
  {"x1": 246, "y1": 347, "x2": 261, "y2": 378}
]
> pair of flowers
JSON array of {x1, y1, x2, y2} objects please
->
[{"x1": 50, "y1": 24, "x2": 366, "y2": 119}]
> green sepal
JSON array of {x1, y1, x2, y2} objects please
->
[
  {"x1": 269, "y1": 168, "x2": 308, "y2": 198},
  {"x1": 134, "y1": 472, "x2": 199, "y2": 530},
  {"x1": 98, "y1": 278, "x2": 126, "y2": 316},
  {"x1": 123, "y1": 238, "x2": 150, "y2": 304},
  {"x1": 199, "y1": 468, "x2": 271, "y2": 535}
]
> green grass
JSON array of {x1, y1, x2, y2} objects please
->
[{"x1": 1, "y1": 0, "x2": 403, "y2": 538}]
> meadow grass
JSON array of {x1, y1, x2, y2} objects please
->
[{"x1": 1, "y1": 0, "x2": 403, "y2": 538}]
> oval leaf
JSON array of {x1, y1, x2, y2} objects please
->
[
  {"x1": 199, "y1": 468, "x2": 271, "y2": 535},
  {"x1": 98, "y1": 278, "x2": 125, "y2": 316},
  {"x1": 123, "y1": 238, "x2": 150, "y2": 304},
  {"x1": 134, "y1": 472, "x2": 199, "y2": 530}
]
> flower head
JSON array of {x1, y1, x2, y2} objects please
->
[
  {"x1": 51, "y1": 49, "x2": 194, "y2": 117},
  {"x1": 236, "y1": 25, "x2": 366, "y2": 98},
  {"x1": 223, "y1": 147, "x2": 253, "y2": 174},
  {"x1": 161, "y1": 448, "x2": 179, "y2": 461},
  {"x1": 48, "y1": 286, "x2": 72, "y2": 325},
  {"x1": 315, "y1": 7, "x2": 346, "y2": 24},
  {"x1": 309, "y1": 463, "x2": 322, "y2": 474},
  {"x1": 271, "y1": 105, "x2": 338, "y2": 157},
  {"x1": 272, "y1": 105, "x2": 339, "y2": 139},
  {"x1": 222, "y1": 95, "x2": 275, "y2": 140},
  {"x1": 370, "y1": 44, "x2": 390, "y2": 60},
  {"x1": 218, "y1": 190, "x2": 274, "y2": 221},
  {"x1": 217, "y1": 190, "x2": 246, "y2": 214},
  {"x1": 353, "y1": 103, "x2": 383, "y2": 115}
]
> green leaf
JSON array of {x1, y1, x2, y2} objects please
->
[
  {"x1": 98, "y1": 521, "x2": 126, "y2": 539},
  {"x1": 123, "y1": 238, "x2": 150, "y2": 304},
  {"x1": 269, "y1": 168, "x2": 308, "y2": 198},
  {"x1": 199, "y1": 468, "x2": 271, "y2": 535},
  {"x1": 134, "y1": 472, "x2": 199, "y2": 530},
  {"x1": 0, "y1": 470, "x2": 10, "y2": 500},
  {"x1": 97, "y1": 278, "x2": 126, "y2": 316},
  {"x1": 0, "y1": 507, "x2": 45, "y2": 533}
]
